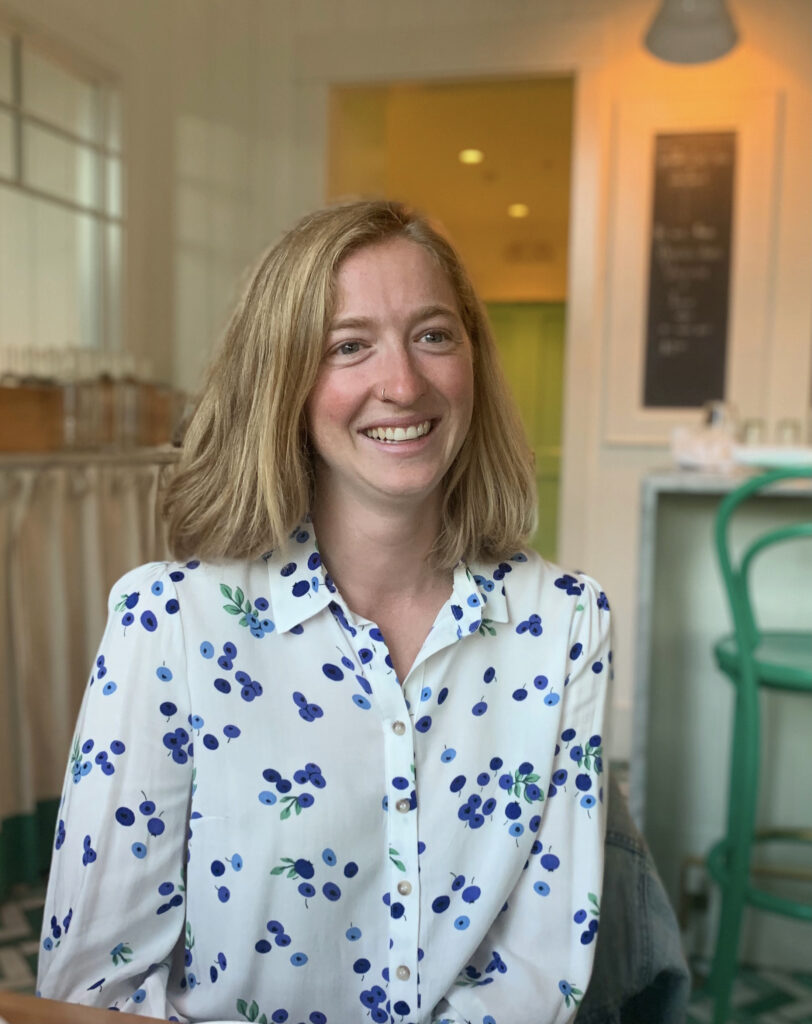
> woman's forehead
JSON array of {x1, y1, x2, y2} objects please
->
[{"x1": 332, "y1": 238, "x2": 462, "y2": 319}]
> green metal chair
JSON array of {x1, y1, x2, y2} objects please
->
[{"x1": 706, "y1": 466, "x2": 812, "y2": 1023}]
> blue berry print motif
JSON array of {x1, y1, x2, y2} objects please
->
[
  {"x1": 511, "y1": 674, "x2": 552, "y2": 704},
  {"x1": 515, "y1": 613, "x2": 542, "y2": 636},
  {"x1": 260, "y1": 764, "x2": 326, "y2": 819},
  {"x1": 162, "y1": 724, "x2": 192, "y2": 763},
  {"x1": 573, "y1": 892, "x2": 600, "y2": 945},
  {"x1": 110, "y1": 941, "x2": 133, "y2": 965},
  {"x1": 155, "y1": 879, "x2": 185, "y2": 915},
  {"x1": 210, "y1": 642, "x2": 264, "y2": 702},
  {"x1": 254, "y1": 917, "x2": 292, "y2": 954},
  {"x1": 559, "y1": 979, "x2": 583, "y2": 1009},
  {"x1": 41, "y1": 908, "x2": 72, "y2": 952},
  {"x1": 270, "y1": 848, "x2": 356, "y2": 906},
  {"x1": 564, "y1": 732, "x2": 604, "y2": 814},
  {"x1": 114, "y1": 791, "x2": 167, "y2": 858},
  {"x1": 113, "y1": 592, "x2": 140, "y2": 629},
  {"x1": 554, "y1": 574, "x2": 585, "y2": 598},
  {"x1": 81, "y1": 834, "x2": 97, "y2": 866},
  {"x1": 180, "y1": 921, "x2": 196, "y2": 991},
  {"x1": 220, "y1": 583, "x2": 275, "y2": 638},
  {"x1": 209, "y1": 951, "x2": 227, "y2": 984},
  {"x1": 429, "y1": 872, "x2": 483, "y2": 932},
  {"x1": 70, "y1": 735, "x2": 126, "y2": 783},
  {"x1": 292, "y1": 691, "x2": 324, "y2": 722}
]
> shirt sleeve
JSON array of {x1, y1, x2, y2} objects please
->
[
  {"x1": 37, "y1": 563, "x2": 193, "y2": 1019},
  {"x1": 431, "y1": 578, "x2": 612, "y2": 1024}
]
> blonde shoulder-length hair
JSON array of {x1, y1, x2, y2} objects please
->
[{"x1": 163, "y1": 199, "x2": 537, "y2": 569}]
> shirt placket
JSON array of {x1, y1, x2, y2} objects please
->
[{"x1": 345, "y1": 619, "x2": 421, "y2": 1019}]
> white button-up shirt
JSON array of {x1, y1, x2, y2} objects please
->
[{"x1": 38, "y1": 525, "x2": 612, "y2": 1024}]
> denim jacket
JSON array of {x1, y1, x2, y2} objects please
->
[{"x1": 577, "y1": 776, "x2": 690, "y2": 1024}]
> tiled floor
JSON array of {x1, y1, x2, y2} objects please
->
[
  {"x1": 2, "y1": 883, "x2": 811, "y2": 1020},
  {"x1": 0, "y1": 884, "x2": 44, "y2": 995},
  {"x1": 687, "y1": 961, "x2": 812, "y2": 1023}
]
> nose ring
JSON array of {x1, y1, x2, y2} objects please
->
[{"x1": 380, "y1": 386, "x2": 386, "y2": 401}]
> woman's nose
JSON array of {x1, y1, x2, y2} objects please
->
[{"x1": 378, "y1": 347, "x2": 427, "y2": 405}]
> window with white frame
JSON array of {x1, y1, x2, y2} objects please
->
[{"x1": 0, "y1": 23, "x2": 124, "y2": 360}]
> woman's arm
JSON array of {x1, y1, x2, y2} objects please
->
[
  {"x1": 37, "y1": 564, "x2": 193, "y2": 1018},
  {"x1": 431, "y1": 578, "x2": 612, "y2": 1024}
]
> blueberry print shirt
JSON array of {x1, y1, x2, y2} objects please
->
[{"x1": 38, "y1": 524, "x2": 612, "y2": 1024}]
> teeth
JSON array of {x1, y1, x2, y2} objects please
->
[{"x1": 365, "y1": 420, "x2": 431, "y2": 442}]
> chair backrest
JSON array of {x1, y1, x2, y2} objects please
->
[{"x1": 714, "y1": 467, "x2": 812, "y2": 653}]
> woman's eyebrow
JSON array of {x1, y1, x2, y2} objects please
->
[
  {"x1": 329, "y1": 304, "x2": 460, "y2": 333},
  {"x1": 329, "y1": 315, "x2": 374, "y2": 332},
  {"x1": 410, "y1": 304, "x2": 459, "y2": 324}
]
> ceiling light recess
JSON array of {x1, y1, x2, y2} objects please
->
[
  {"x1": 507, "y1": 203, "x2": 529, "y2": 219},
  {"x1": 458, "y1": 148, "x2": 484, "y2": 165}
]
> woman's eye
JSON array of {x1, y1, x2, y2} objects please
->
[
  {"x1": 332, "y1": 341, "x2": 362, "y2": 356},
  {"x1": 420, "y1": 329, "x2": 450, "y2": 344}
]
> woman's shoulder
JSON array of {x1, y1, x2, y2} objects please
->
[
  {"x1": 470, "y1": 548, "x2": 609, "y2": 610},
  {"x1": 106, "y1": 557, "x2": 270, "y2": 613}
]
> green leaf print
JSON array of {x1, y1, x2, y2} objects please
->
[
  {"x1": 234, "y1": 587, "x2": 244, "y2": 607},
  {"x1": 110, "y1": 941, "x2": 133, "y2": 966},
  {"x1": 389, "y1": 847, "x2": 406, "y2": 872},
  {"x1": 224, "y1": 604, "x2": 241, "y2": 615},
  {"x1": 220, "y1": 584, "x2": 233, "y2": 600},
  {"x1": 236, "y1": 999, "x2": 247, "y2": 1017},
  {"x1": 249, "y1": 999, "x2": 259, "y2": 1021}
]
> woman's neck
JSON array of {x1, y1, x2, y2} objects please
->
[{"x1": 311, "y1": 492, "x2": 448, "y2": 621}]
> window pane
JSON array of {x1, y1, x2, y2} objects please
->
[
  {"x1": 105, "y1": 222, "x2": 123, "y2": 350},
  {"x1": 22, "y1": 46, "x2": 99, "y2": 142},
  {"x1": 106, "y1": 88, "x2": 122, "y2": 153},
  {"x1": 0, "y1": 191, "x2": 87, "y2": 349},
  {"x1": 106, "y1": 154, "x2": 122, "y2": 218},
  {"x1": 23, "y1": 123, "x2": 100, "y2": 208},
  {"x1": 0, "y1": 109, "x2": 13, "y2": 177},
  {"x1": 0, "y1": 185, "x2": 34, "y2": 346},
  {"x1": 0, "y1": 32, "x2": 12, "y2": 104},
  {"x1": 78, "y1": 212, "x2": 101, "y2": 348}
]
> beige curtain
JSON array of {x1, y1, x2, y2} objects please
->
[{"x1": 0, "y1": 455, "x2": 174, "y2": 824}]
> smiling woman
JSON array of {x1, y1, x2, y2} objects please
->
[{"x1": 37, "y1": 200, "x2": 613, "y2": 1024}]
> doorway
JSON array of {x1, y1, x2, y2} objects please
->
[{"x1": 327, "y1": 77, "x2": 573, "y2": 560}]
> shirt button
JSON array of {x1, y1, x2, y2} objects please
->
[
  {"x1": 397, "y1": 880, "x2": 412, "y2": 896},
  {"x1": 392, "y1": 721, "x2": 406, "y2": 735},
  {"x1": 395, "y1": 798, "x2": 411, "y2": 813},
  {"x1": 396, "y1": 965, "x2": 410, "y2": 981}
]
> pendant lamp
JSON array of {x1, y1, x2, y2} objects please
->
[{"x1": 644, "y1": 0, "x2": 738, "y2": 64}]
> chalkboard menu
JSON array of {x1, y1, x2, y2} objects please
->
[{"x1": 643, "y1": 131, "x2": 735, "y2": 408}]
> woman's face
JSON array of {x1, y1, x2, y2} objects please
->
[{"x1": 305, "y1": 238, "x2": 474, "y2": 517}]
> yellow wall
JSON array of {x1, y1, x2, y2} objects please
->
[{"x1": 328, "y1": 78, "x2": 573, "y2": 302}]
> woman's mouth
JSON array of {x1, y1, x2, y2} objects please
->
[{"x1": 363, "y1": 420, "x2": 432, "y2": 443}]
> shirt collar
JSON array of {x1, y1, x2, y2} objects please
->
[
  {"x1": 449, "y1": 557, "x2": 511, "y2": 639},
  {"x1": 265, "y1": 520, "x2": 518, "y2": 636},
  {"x1": 264, "y1": 522, "x2": 337, "y2": 634}
]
